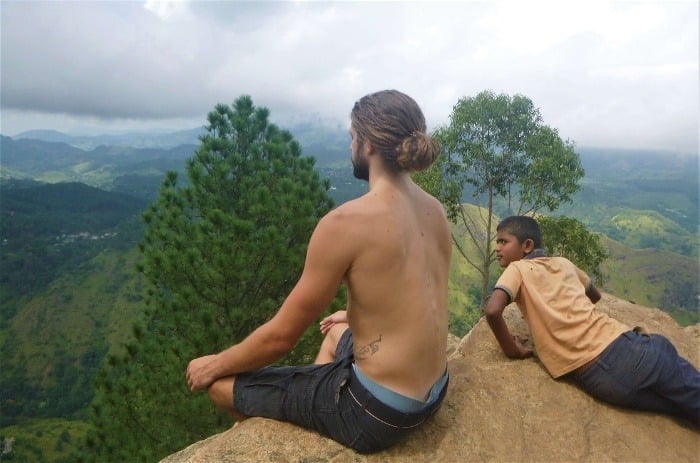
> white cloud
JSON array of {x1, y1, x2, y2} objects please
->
[
  {"x1": 0, "y1": 0, "x2": 697, "y2": 153},
  {"x1": 143, "y1": 0, "x2": 189, "y2": 21}
]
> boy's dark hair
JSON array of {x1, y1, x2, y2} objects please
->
[{"x1": 497, "y1": 216, "x2": 542, "y2": 248}]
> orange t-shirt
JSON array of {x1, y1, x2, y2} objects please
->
[{"x1": 494, "y1": 256, "x2": 629, "y2": 378}]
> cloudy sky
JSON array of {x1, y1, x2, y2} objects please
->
[{"x1": 1, "y1": 0, "x2": 698, "y2": 153}]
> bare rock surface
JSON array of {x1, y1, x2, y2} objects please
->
[{"x1": 161, "y1": 294, "x2": 699, "y2": 463}]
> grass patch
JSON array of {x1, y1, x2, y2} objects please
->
[{"x1": 0, "y1": 418, "x2": 91, "y2": 463}]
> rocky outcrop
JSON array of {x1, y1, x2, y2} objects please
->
[{"x1": 161, "y1": 294, "x2": 699, "y2": 463}]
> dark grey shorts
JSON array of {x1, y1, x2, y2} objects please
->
[{"x1": 233, "y1": 329, "x2": 448, "y2": 453}]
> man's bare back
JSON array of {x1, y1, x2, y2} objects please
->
[
  {"x1": 186, "y1": 89, "x2": 450, "y2": 453},
  {"x1": 328, "y1": 176, "x2": 451, "y2": 401}
]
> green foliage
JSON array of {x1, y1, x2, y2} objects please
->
[
  {"x1": 0, "y1": 135, "x2": 195, "y2": 193},
  {"x1": 424, "y1": 91, "x2": 584, "y2": 308},
  {"x1": 0, "y1": 249, "x2": 145, "y2": 429},
  {"x1": 600, "y1": 236, "x2": 698, "y2": 315},
  {"x1": 411, "y1": 151, "x2": 445, "y2": 199},
  {"x1": 607, "y1": 210, "x2": 697, "y2": 257},
  {"x1": 1, "y1": 117, "x2": 697, "y2": 463},
  {"x1": 555, "y1": 148, "x2": 698, "y2": 255},
  {"x1": 0, "y1": 418, "x2": 90, "y2": 463},
  {"x1": 0, "y1": 182, "x2": 147, "y2": 304},
  {"x1": 83, "y1": 96, "x2": 335, "y2": 463},
  {"x1": 443, "y1": 204, "x2": 501, "y2": 330},
  {"x1": 539, "y1": 215, "x2": 608, "y2": 285},
  {"x1": 0, "y1": 182, "x2": 147, "y2": 429}
]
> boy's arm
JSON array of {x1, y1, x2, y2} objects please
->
[
  {"x1": 575, "y1": 264, "x2": 601, "y2": 304},
  {"x1": 484, "y1": 289, "x2": 533, "y2": 359},
  {"x1": 586, "y1": 283, "x2": 601, "y2": 304}
]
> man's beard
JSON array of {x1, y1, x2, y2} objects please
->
[{"x1": 352, "y1": 155, "x2": 369, "y2": 181}]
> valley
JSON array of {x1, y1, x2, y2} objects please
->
[{"x1": 0, "y1": 126, "x2": 697, "y2": 462}]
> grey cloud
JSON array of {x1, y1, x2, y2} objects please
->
[{"x1": 0, "y1": 0, "x2": 697, "y2": 153}]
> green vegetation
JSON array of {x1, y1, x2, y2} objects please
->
[
  {"x1": 0, "y1": 181, "x2": 148, "y2": 435},
  {"x1": 0, "y1": 135, "x2": 194, "y2": 199},
  {"x1": 599, "y1": 236, "x2": 698, "y2": 315},
  {"x1": 539, "y1": 215, "x2": 607, "y2": 285},
  {"x1": 0, "y1": 248, "x2": 146, "y2": 428},
  {"x1": 445, "y1": 204, "x2": 500, "y2": 336},
  {"x1": 0, "y1": 419, "x2": 90, "y2": 463},
  {"x1": 0, "y1": 109, "x2": 696, "y2": 462},
  {"x1": 606, "y1": 210, "x2": 697, "y2": 256},
  {"x1": 556, "y1": 148, "x2": 698, "y2": 256},
  {"x1": 0, "y1": 181, "x2": 146, "y2": 326},
  {"x1": 425, "y1": 91, "x2": 584, "y2": 308},
  {"x1": 82, "y1": 96, "x2": 337, "y2": 463}
]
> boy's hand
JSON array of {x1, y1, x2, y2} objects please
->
[{"x1": 510, "y1": 335, "x2": 534, "y2": 359}]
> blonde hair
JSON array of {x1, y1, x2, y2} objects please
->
[{"x1": 351, "y1": 90, "x2": 440, "y2": 172}]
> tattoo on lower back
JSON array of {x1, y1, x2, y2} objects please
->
[{"x1": 355, "y1": 334, "x2": 382, "y2": 359}]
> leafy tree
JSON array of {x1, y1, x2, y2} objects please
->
[
  {"x1": 538, "y1": 215, "x2": 607, "y2": 285},
  {"x1": 81, "y1": 96, "x2": 335, "y2": 462},
  {"x1": 419, "y1": 91, "x2": 584, "y2": 309}
]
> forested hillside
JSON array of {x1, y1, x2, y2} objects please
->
[
  {"x1": 0, "y1": 135, "x2": 196, "y2": 199},
  {"x1": 556, "y1": 148, "x2": 698, "y2": 254},
  {"x1": 0, "y1": 182, "x2": 148, "y2": 430},
  {"x1": 0, "y1": 126, "x2": 697, "y2": 462},
  {"x1": 0, "y1": 181, "x2": 147, "y2": 304}
]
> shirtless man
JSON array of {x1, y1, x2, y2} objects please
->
[{"x1": 186, "y1": 89, "x2": 451, "y2": 453}]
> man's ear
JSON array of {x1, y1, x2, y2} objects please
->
[{"x1": 363, "y1": 139, "x2": 376, "y2": 156}]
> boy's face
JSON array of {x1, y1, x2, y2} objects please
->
[{"x1": 495, "y1": 230, "x2": 532, "y2": 268}]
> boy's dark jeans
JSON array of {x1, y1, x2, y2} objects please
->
[{"x1": 571, "y1": 330, "x2": 700, "y2": 426}]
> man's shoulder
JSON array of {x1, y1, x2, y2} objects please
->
[
  {"x1": 315, "y1": 196, "x2": 375, "y2": 237},
  {"x1": 326, "y1": 192, "x2": 386, "y2": 220},
  {"x1": 324, "y1": 195, "x2": 370, "y2": 220}
]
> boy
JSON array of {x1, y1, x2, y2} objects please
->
[{"x1": 484, "y1": 215, "x2": 700, "y2": 426}]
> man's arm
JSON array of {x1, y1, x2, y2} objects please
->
[
  {"x1": 187, "y1": 211, "x2": 354, "y2": 391},
  {"x1": 484, "y1": 289, "x2": 533, "y2": 359}
]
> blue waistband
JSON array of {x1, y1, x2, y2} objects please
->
[{"x1": 351, "y1": 363, "x2": 449, "y2": 413}]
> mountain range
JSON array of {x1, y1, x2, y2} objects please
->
[{"x1": 0, "y1": 126, "x2": 697, "y2": 462}]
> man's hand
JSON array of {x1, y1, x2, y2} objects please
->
[
  {"x1": 186, "y1": 354, "x2": 218, "y2": 392},
  {"x1": 319, "y1": 310, "x2": 348, "y2": 334}
]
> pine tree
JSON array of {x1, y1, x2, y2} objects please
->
[{"x1": 81, "y1": 96, "x2": 335, "y2": 462}]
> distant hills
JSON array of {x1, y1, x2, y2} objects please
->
[
  {"x1": 3, "y1": 126, "x2": 697, "y2": 318},
  {"x1": 12, "y1": 127, "x2": 205, "y2": 150},
  {"x1": 10, "y1": 122, "x2": 350, "y2": 164},
  {"x1": 2, "y1": 124, "x2": 358, "y2": 200},
  {"x1": 2, "y1": 126, "x2": 697, "y2": 253},
  {"x1": 0, "y1": 125, "x2": 697, "y2": 462},
  {"x1": 0, "y1": 135, "x2": 198, "y2": 198}
]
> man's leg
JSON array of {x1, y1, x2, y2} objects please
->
[
  {"x1": 207, "y1": 324, "x2": 349, "y2": 421},
  {"x1": 208, "y1": 376, "x2": 248, "y2": 422},
  {"x1": 315, "y1": 323, "x2": 349, "y2": 364}
]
